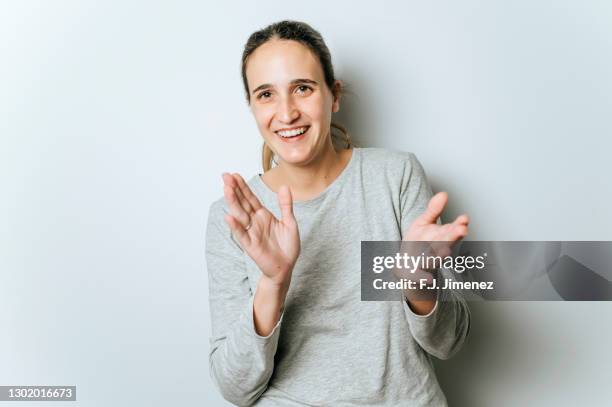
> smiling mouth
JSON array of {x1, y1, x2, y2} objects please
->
[{"x1": 276, "y1": 126, "x2": 310, "y2": 139}]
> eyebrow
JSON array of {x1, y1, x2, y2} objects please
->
[{"x1": 251, "y1": 79, "x2": 319, "y2": 95}]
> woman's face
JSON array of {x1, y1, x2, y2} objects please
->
[{"x1": 245, "y1": 39, "x2": 340, "y2": 166}]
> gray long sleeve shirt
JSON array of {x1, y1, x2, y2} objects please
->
[{"x1": 205, "y1": 147, "x2": 471, "y2": 406}]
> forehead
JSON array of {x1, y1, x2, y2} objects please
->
[{"x1": 245, "y1": 39, "x2": 324, "y2": 87}]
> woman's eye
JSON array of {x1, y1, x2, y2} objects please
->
[
  {"x1": 296, "y1": 85, "x2": 312, "y2": 95},
  {"x1": 257, "y1": 91, "x2": 272, "y2": 100}
]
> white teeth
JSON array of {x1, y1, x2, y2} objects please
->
[{"x1": 277, "y1": 126, "x2": 308, "y2": 138}]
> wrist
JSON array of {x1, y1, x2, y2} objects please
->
[
  {"x1": 258, "y1": 275, "x2": 290, "y2": 306},
  {"x1": 259, "y1": 272, "x2": 291, "y2": 292},
  {"x1": 253, "y1": 275, "x2": 290, "y2": 336}
]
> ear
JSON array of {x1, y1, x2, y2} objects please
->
[{"x1": 331, "y1": 80, "x2": 343, "y2": 113}]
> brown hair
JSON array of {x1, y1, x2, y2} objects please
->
[{"x1": 240, "y1": 20, "x2": 353, "y2": 171}]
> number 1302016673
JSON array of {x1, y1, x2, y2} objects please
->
[{"x1": 0, "y1": 386, "x2": 76, "y2": 401}]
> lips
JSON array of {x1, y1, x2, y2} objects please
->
[
  {"x1": 276, "y1": 125, "x2": 310, "y2": 142},
  {"x1": 275, "y1": 126, "x2": 310, "y2": 138}
]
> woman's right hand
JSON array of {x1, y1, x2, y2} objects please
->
[{"x1": 222, "y1": 173, "x2": 300, "y2": 288}]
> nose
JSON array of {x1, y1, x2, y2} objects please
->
[{"x1": 276, "y1": 94, "x2": 299, "y2": 123}]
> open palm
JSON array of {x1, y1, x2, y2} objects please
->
[
  {"x1": 222, "y1": 173, "x2": 300, "y2": 286},
  {"x1": 401, "y1": 191, "x2": 469, "y2": 269},
  {"x1": 404, "y1": 191, "x2": 469, "y2": 242}
]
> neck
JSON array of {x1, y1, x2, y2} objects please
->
[{"x1": 275, "y1": 141, "x2": 348, "y2": 201}]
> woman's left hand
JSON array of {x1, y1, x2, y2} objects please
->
[
  {"x1": 403, "y1": 191, "x2": 469, "y2": 243},
  {"x1": 397, "y1": 192, "x2": 470, "y2": 307}
]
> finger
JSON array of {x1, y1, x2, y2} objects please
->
[
  {"x1": 224, "y1": 214, "x2": 251, "y2": 247},
  {"x1": 223, "y1": 175, "x2": 251, "y2": 227},
  {"x1": 233, "y1": 184, "x2": 254, "y2": 215},
  {"x1": 223, "y1": 173, "x2": 254, "y2": 220},
  {"x1": 277, "y1": 185, "x2": 295, "y2": 223},
  {"x1": 223, "y1": 172, "x2": 251, "y2": 214},
  {"x1": 454, "y1": 224, "x2": 469, "y2": 239},
  {"x1": 454, "y1": 214, "x2": 470, "y2": 225},
  {"x1": 416, "y1": 191, "x2": 448, "y2": 225},
  {"x1": 440, "y1": 223, "x2": 469, "y2": 241},
  {"x1": 232, "y1": 173, "x2": 263, "y2": 213}
]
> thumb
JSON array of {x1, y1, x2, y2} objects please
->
[
  {"x1": 277, "y1": 185, "x2": 295, "y2": 223},
  {"x1": 417, "y1": 191, "x2": 448, "y2": 225}
]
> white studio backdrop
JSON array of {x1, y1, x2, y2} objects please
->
[{"x1": 1, "y1": 1, "x2": 611, "y2": 406}]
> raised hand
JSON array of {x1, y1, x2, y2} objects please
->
[
  {"x1": 397, "y1": 192, "x2": 470, "y2": 311},
  {"x1": 222, "y1": 173, "x2": 300, "y2": 287},
  {"x1": 398, "y1": 192, "x2": 469, "y2": 285},
  {"x1": 404, "y1": 191, "x2": 469, "y2": 244}
]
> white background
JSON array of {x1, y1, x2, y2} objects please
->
[{"x1": 1, "y1": 1, "x2": 611, "y2": 406}]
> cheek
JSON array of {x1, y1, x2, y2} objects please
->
[
  {"x1": 301, "y1": 95, "x2": 329, "y2": 122},
  {"x1": 252, "y1": 105, "x2": 275, "y2": 129}
]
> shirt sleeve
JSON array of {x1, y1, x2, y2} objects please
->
[
  {"x1": 398, "y1": 152, "x2": 471, "y2": 360},
  {"x1": 205, "y1": 199, "x2": 284, "y2": 406}
]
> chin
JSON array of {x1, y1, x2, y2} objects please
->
[
  {"x1": 267, "y1": 128, "x2": 322, "y2": 166},
  {"x1": 276, "y1": 147, "x2": 316, "y2": 166}
]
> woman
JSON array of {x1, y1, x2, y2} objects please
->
[{"x1": 206, "y1": 20, "x2": 471, "y2": 406}]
